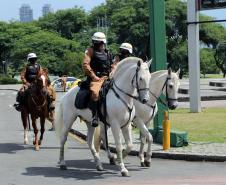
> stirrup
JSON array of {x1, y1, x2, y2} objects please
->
[
  {"x1": 14, "y1": 103, "x2": 22, "y2": 112},
  {"x1": 91, "y1": 117, "x2": 98, "y2": 127}
]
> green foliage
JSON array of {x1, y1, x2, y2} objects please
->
[
  {"x1": 37, "y1": 7, "x2": 88, "y2": 39},
  {"x1": 0, "y1": 0, "x2": 226, "y2": 77},
  {"x1": 10, "y1": 30, "x2": 82, "y2": 76},
  {"x1": 214, "y1": 42, "x2": 226, "y2": 73},
  {"x1": 0, "y1": 75, "x2": 18, "y2": 84},
  {"x1": 200, "y1": 48, "x2": 219, "y2": 77}
]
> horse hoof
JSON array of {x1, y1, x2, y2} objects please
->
[
  {"x1": 35, "y1": 145, "x2": 40, "y2": 151},
  {"x1": 121, "y1": 171, "x2": 129, "y2": 177},
  {"x1": 60, "y1": 165, "x2": 67, "y2": 170},
  {"x1": 144, "y1": 160, "x2": 151, "y2": 167},
  {"x1": 96, "y1": 165, "x2": 104, "y2": 171},
  {"x1": 141, "y1": 162, "x2": 145, "y2": 167},
  {"x1": 24, "y1": 139, "x2": 29, "y2": 145},
  {"x1": 38, "y1": 140, "x2": 42, "y2": 145},
  {"x1": 109, "y1": 157, "x2": 116, "y2": 165}
]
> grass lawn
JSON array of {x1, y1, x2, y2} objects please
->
[
  {"x1": 169, "y1": 108, "x2": 226, "y2": 143},
  {"x1": 183, "y1": 73, "x2": 224, "y2": 79},
  {"x1": 201, "y1": 74, "x2": 224, "y2": 78}
]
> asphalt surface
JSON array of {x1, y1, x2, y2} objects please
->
[{"x1": 0, "y1": 86, "x2": 226, "y2": 184}]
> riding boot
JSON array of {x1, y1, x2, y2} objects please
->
[
  {"x1": 91, "y1": 101, "x2": 98, "y2": 127},
  {"x1": 46, "y1": 93, "x2": 51, "y2": 112}
]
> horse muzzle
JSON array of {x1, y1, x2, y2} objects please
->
[
  {"x1": 140, "y1": 93, "x2": 150, "y2": 104},
  {"x1": 168, "y1": 101, "x2": 178, "y2": 110},
  {"x1": 142, "y1": 98, "x2": 148, "y2": 104}
]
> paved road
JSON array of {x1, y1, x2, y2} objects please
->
[{"x1": 1, "y1": 89, "x2": 226, "y2": 185}]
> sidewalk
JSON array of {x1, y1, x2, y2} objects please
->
[{"x1": 71, "y1": 121, "x2": 226, "y2": 162}]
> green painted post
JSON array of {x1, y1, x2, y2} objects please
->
[
  {"x1": 149, "y1": 0, "x2": 168, "y2": 142},
  {"x1": 148, "y1": 0, "x2": 188, "y2": 146}
]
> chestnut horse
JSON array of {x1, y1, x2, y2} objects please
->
[{"x1": 21, "y1": 78, "x2": 48, "y2": 151}]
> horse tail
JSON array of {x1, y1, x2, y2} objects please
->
[{"x1": 55, "y1": 100, "x2": 64, "y2": 142}]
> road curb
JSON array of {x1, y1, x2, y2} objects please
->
[
  {"x1": 70, "y1": 128, "x2": 226, "y2": 162},
  {"x1": 179, "y1": 95, "x2": 226, "y2": 102},
  {"x1": 0, "y1": 88, "x2": 18, "y2": 91}
]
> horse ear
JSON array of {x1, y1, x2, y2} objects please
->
[
  {"x1": 176, "y1": 68, "x2": 181, "y2": 77},
  {"x1": 168, "y1": 67, "x2": 172, "y2": 75},
  {"x1": 147, "y1": 59, "x2": 152, "y2": 68},
  {"x1": 137, "y1": 60, "x2": 141, "y2": 67}
]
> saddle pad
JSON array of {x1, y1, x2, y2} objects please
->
[{"x1": 75, "y1": 88, "x2": 90, "y2": 109}]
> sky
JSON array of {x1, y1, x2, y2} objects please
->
[
  {"x1": 0, "y1": 0, "x2": 105, "y2": 21},
  {"x1": 0, "y1": 0, "x2": 225, "y2": 27}
]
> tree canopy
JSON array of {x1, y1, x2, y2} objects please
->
[{"x1": 0, "y1": 0, "x2": 226, "y2": 78}]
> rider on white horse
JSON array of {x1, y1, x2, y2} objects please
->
[
  {"x1": 114, "y1": 42, "x2": 133, "y2": 63},
  {"x1": 82, "y1": 32, "x2": 113, "y2": 127}
]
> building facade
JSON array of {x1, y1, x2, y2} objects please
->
[
  {"x1": 42, "y1": 4, "x2": 53, "y2": 16},
  {"x1": 19, "y1": 4, "x2": 33, "y2": 22}
]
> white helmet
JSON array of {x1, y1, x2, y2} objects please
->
[
  {"x1": 92, "y1": 32, "x2": 106, "y2": 44},
  {"x1": 120, "y1": 43, "x2": 133, "y2": 54},
  {"x1": 27, "y1": 53, "x2": 37, "y2": 61}
]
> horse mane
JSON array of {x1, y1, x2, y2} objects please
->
[
  {"x1": 151, "y1": 70, "x2": 179, "y2": 82},
  {"x1": 113, "y1": 57, "x2": 143, "y2": 79}
]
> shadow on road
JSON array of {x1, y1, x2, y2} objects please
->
[
  {"x1": 0, "y1": 143, "x2": 25, "y2": 154},
  {"x1": 22, "y1": 159, "x2": 119, "y2": 180},
  {"x1": 22, "y1": 159, "x2": 144, "y2": 180}
]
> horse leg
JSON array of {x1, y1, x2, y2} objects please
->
[
  {"x1": 21, "y1": 109, "x2": 29, "y2": 145},
  {"x1": 98, "y1": 124, "x2": 116, "y2": 165},
  {"x1": 133, "y1": 117, "x2": 153, "y2": 167},
  {"x1": 86, "y1": 123, "x2": 104, "y2": 171},
  {"x1": 111, "y1": 122, "x2": 129, "y2": 176},
  {"x1": 121, "y1": 124, "x2": 133, "y2": 159},
  {"x1": 38, "y1": 116, "x2": 45, "y2": 146},
  {"x1": 31, "y1": 116, "x2": 39, "y2": 151},
  {"x1": 58, "y1": 116, "x2": 75, "y2": 170}
]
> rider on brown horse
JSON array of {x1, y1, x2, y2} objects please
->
[
  {"x1": 14, "y1": 53, "x2": 41, "y2": 110},
  {"x1": 15, "y1": 53, "x2": 53, "y2": 113}
]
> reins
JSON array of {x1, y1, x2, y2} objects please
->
[
  {"x1": 148, "y1": 76, "x2": 178, "y2": 108},
  {"x1": 110, "y1": 63, "x2": 147, "y2": 128},
  {"x1": 31, "y1": 94, "x2": 47, "y2": 111}
]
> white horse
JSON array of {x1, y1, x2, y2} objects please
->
[
  {"x1": 55, "y1": 57, "x2": 151, "y2": 176},
  {"x1": 98, "y1": 68, "x2": 180, "y2": 167}
]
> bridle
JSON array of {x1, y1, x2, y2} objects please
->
[
  {"x1": 148, "y1": 76, "x2": 178, "y2": 108},
  {"x1": 31, "y1": 94, "x2": 47, "y2": 111},
  {"x1": 110, "y1": 62, "x2": 149, "y2": 128},
  {"x1": 30, "y1": 81, "x2": 47, "y2": 111},
  {"x1": 112, "y1": 62, "x2": 149, "y2": 101}
]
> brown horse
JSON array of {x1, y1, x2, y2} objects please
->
[{"x1": 21, "y1": 78, "x2": 48, "y2": 151}]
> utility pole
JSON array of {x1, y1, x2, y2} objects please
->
[{"x1": 187, "y1": 0, "x2": 201, "y2": 112}]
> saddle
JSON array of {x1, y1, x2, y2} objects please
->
[
  {"x1": 74, "y1": 79, "x2": 91, "y2": 109},
  {"x1": 74, "y1": 79, "x2": 112, "y2": 124}
]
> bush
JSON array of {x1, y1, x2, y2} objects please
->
[{"x1": 0, "y1": 76, "x2": 19, "y2": 84}]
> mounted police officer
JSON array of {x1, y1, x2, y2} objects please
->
[
  {"x1": 82, "y1": 32, "x2": 113, "y2": 127},
  {"x1": 114, "y1": 42, "x2": 133, "y2": 64},
  {"x1": 15, "y1": 53, "x2": 42, "y2": 111},
  {"x1": 21, "y1": 53, "x2": 41, "y2": 86}
]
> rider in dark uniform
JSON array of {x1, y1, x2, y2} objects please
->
[
  {"x1": 114, "y1": 42, "x2": 133, "y2": 64},
  {"x1": 82, "y1": 32, "x2": 113, "y2": 127},
  {"x1": 22, "y1": 53, "x2": 41, "y2": 85},
  {"x1": 15, "y1": 53, "x2": 41, "y2": 111}
]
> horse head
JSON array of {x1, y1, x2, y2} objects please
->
[
  {"x1": 112, "y1": 57, "x2": 151, "y2": 104},
  {"x1": 134, "y1": 60, "x2": 151, "y2": 104},
  {"x1": 165, "y1": 68, "x2": 180, "y2": 110}
]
